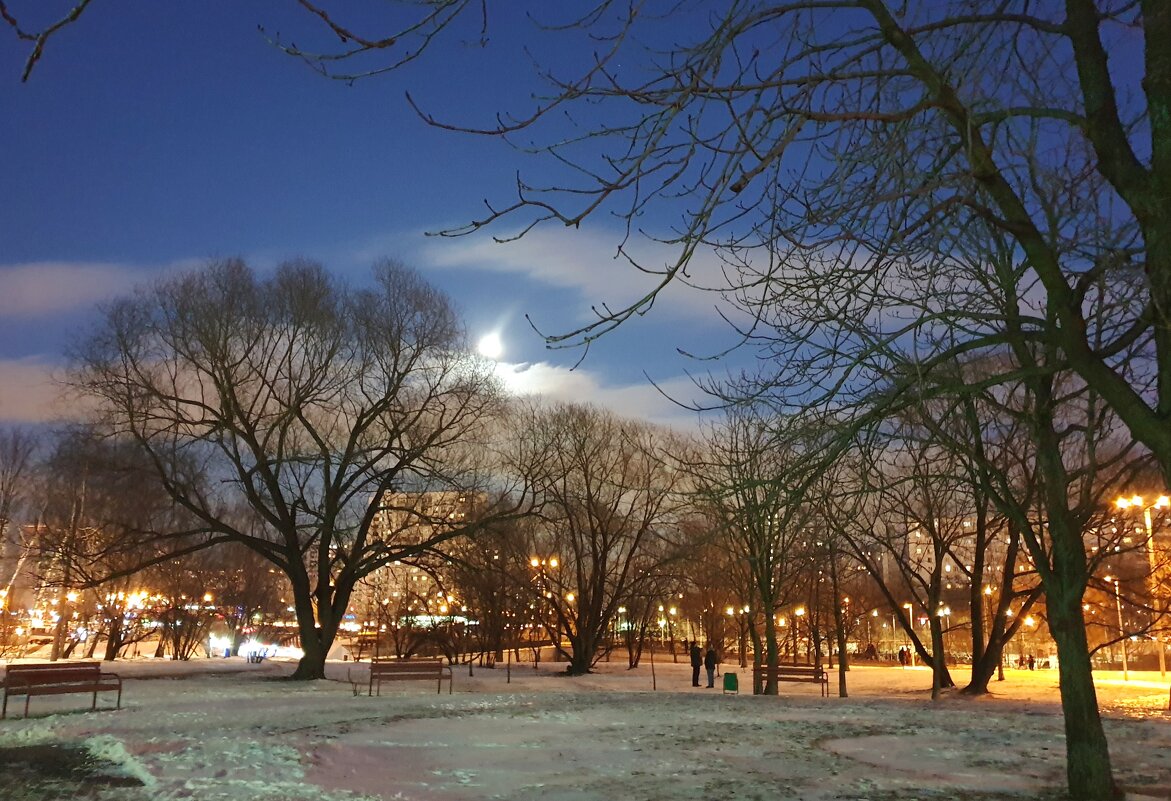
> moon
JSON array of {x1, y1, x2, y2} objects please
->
[{"x1": 476, "y1": 332, "x2": 504, "y2": 360}]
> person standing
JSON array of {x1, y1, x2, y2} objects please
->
[
  {"x1": 704, "y1": 646, "x2": 717, "y2": 688},
  {"x1": 690, "y1": 642, "x2": 703, "y2": 687}
]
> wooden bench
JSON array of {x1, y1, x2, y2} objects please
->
[
  {"x1": 352, "y1": 659, "x2": 453, "y2": 696},
  {"x1": 3, "y1": 663, "x2": 123, "y2": 719},
  {"x1": 752, "y1": 663, "x2": 829, "y2": 697}
]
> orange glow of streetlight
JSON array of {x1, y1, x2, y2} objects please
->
[{"x1": 1115, "y1": 494, "x2": 1171, "y2": 509}]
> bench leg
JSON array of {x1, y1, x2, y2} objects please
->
[{"x1": 93, "y1": 690, "x2": 98, "y2": 711}]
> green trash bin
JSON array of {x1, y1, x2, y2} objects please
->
[{"x1": 722, "y1": 672, "x2": 738, "y2": 694}]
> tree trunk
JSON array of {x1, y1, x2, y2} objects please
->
[
  {"x1": 762, "y1": 612, "x2": 778, "y2": 696},
  {"x1": 829, "y1": 554, "x2": 848, "y2": 697},
  {"x1": 290, "y1": 573, "x2": 332, "y2": 679},
  {"x1": 50, "y1": 601, "x2": 69, "y2": 661},
  {"x1": 1026, "y1": 369, "x2": 1119, "y2": 800},
  {"x1": 930, "y1": 617, "x2": 946, "y2": 699},
  {"x1": 103, "y1": 614, "x2": 123, "y2": 662},
  {"x1": 963, "y1": 645, "x2": 1003, "y2": 696},
  {"x1": 567, "y1": 633, "x2": 595, "y2": 675},
  {"x1": 1050, "y1": 595, "x2": 1119, "y2": 801},
  {"x1": 294, "y1": 629, "x2": 328, "y2": 680}
]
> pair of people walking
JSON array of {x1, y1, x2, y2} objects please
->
[{"x1": 690, "y1": 642, "x2": 718, "y2": 688}]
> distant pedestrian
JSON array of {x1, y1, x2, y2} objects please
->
[
  {"x1": 690, "y1": 642, "x2": 703, "y2": 687},
  {"x1": 1027, "y1": 654, "x2": 1035, "y2": 671},
  {"x1": 897, "y1": 646, "x2": 907, "y2": 667},
  {"x1": 704, "y1": 646, "x2": 717, "y2": 688}
]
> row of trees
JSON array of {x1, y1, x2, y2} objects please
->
[
  {"x1": 280, "y1": 5, "x2": 1162, "y2": 797},
  {"x1": 6, "y1": 3, "x2": 1170, "y2": 796},
  {"x1": 2, "y1": 260, "x2": 1161, "y2": 695}
]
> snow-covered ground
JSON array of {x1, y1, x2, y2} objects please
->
[{"x1": 1, "y1": 655, "x2": 1169, "y2": 801}]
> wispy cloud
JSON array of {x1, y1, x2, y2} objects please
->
[
  {"x1": 0, "y1": 357, "x2": 77, "y2": 423},
  {"x1": 493, "y1": 360, "x2": 707, "y2": 430},
  {"x1": 420, "y1": 227, "x2": 727, "y2": 322},
  {"x1": 0, "y1": 260, "x2": 199, "y2": 318},
  {"x1": 0, "y1": 353, "x2": 706, "y2": 429}
]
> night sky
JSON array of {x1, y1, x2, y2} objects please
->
[{"x1": 0, "y1": 1, "x2": 734, "y2": 428}]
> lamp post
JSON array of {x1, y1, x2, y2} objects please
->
[
  {"x1": 1105, "y1": 574, "x2": 1128, "y2": 681},
  {"x1": 1115, "y1": 494, "x2": 1168, "y2": 677},
  {"x1": 793, "y1": 606, "x2": 804, "y2": 664},
  {"x1": 529, "y1": 556, "x2": 559, "y2": 668},
  {"x1": 725, "y1": 606, "x2": 736, "y2": 663},
  {"x1": 1023, "y1": 615, "x2": 1037, "y2": 668}
]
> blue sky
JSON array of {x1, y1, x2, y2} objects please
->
[{"x1": 0, "y1": 1, "x2": 742, "y2": 428}]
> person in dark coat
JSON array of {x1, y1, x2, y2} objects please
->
[
  {"x1": 704, "y1": 646, "x2": 718, "y2": 688},
  {"x1": 689, "y1": 642, "x2": 703, "y2": 687}
]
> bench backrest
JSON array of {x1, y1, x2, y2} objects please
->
[
  {"x1": 5, "y1": 663, "x2": 102, "y2": 685},
  {"x1": 754, "y1": 664, "x2": 824, "y2": 676},
  {"x1": 370, "y1": 660, "x2": 446, "y2": 678}
]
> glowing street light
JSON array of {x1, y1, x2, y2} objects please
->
[
  {"x1": 1115, "y1": 494, "x2": 1169, "y2": 677},
  {"x1": 1105, "y1": 574, "x2": 1128, "y2": 681}
]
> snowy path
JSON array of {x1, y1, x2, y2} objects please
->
[{"x1": 0, "y1": 659, "x2": 1169, "y2": 801}]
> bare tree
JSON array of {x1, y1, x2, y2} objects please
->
[
  {"x1": 29, "y1": 427, "x2": 179, "y2": 661},
  {"x1": 0, "y1": 426, "x2": 37, "y2": 621},
  {"x1": 509, "y1": 401, "x2": 689, "y2": 675},
  {"x1": 200, "y1": 543, "x2": 288, "y2": 654},
  {"x1": 70, "y1": 258, "x2": 531, "y2": 679},
  {"x1": 695, "y1": 408, "x2": 814, "y2": 694},
  {"x1": 0, "y1": 0, "x2": 95, "y2": 81},
  {"x1": 12, "y1": 5, "x2": 1169, "y2": 795}
]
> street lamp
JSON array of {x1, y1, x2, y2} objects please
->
[
  {"x1": 529, "y1": 555, "x2": 559, "y2": 668},
  {"x1": 1023, "y1": 615, "x2": 1037, "y2": 667},
  {"x1": 1105, "y1": 574, "x2": 1128, "y2": 681},
  {"x1": 794, "y1": 606, "x2": 805, "y2": 664},
  {"x1": 1115, "y1": 494, "x2": 1169, "y2": 677}
]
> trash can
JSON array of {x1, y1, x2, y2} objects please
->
[{"x1": 722, "y1": 672, "x2": 738, "y2": 694}]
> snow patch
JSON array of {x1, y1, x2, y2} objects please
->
[{"x1": 85, "y1": 734, "x2": 158, "y2": 788}]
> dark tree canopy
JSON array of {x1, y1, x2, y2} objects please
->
[{"x1": 71, "y1": 258, "x2": 528, "y2": 678}]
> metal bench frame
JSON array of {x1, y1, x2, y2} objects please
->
[
  {"x1": 351, "y1": 658, "x2": 453, "y2": 696},
  {"x1": 3, "y1": 662, "x2": 123, "y2": 718},
  {"x1": 752, "y1": 663, "x2": 830, "y2": 697}
]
